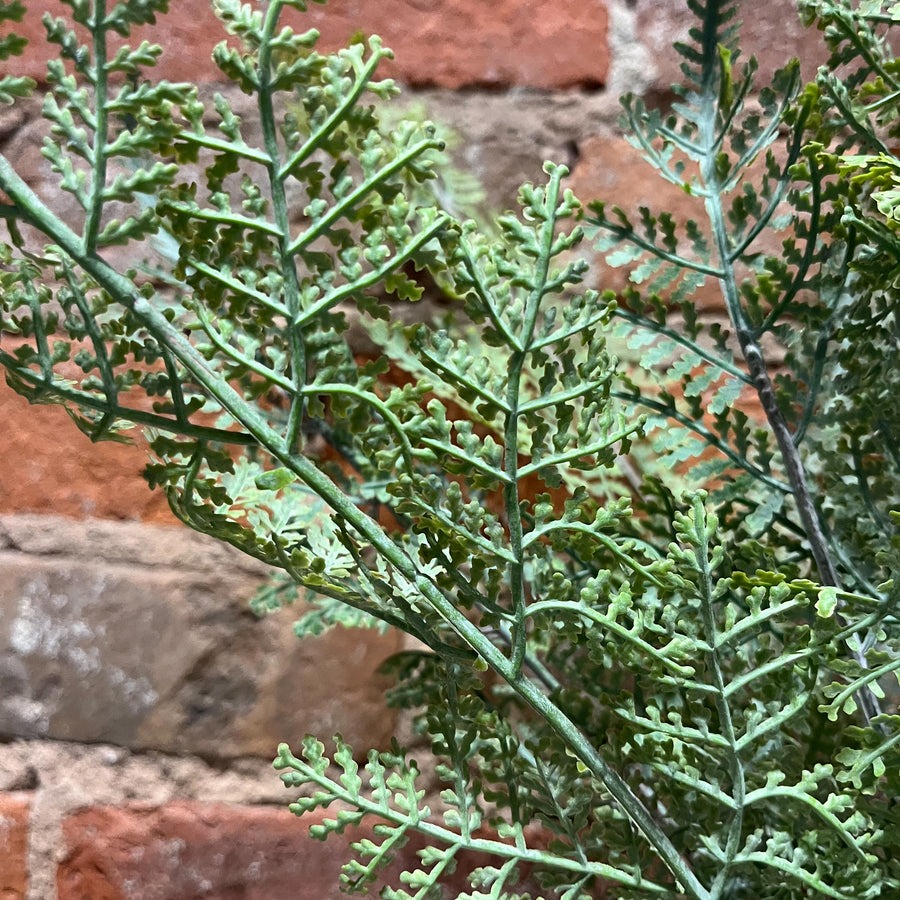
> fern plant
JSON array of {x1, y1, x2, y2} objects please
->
[{"x1": 0, "y1": 1, "x2": 898, "y2": 897}]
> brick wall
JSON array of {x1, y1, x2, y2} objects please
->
[{"x1": 0, "y1": 2, "x2": 826, "y2": 897}]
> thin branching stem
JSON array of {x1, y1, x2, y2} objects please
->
[
  {"x1": 694, "y1": 28, "x2": 883, "y2": 724},
  {"x1": 256, "y1": 0, "x2": 307, "y2": 454},
  {"x1": 83, "y1": 0, "x2": 109, "y2": 253}
]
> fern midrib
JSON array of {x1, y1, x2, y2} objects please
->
[
  {"x1": 697, "y1": 64, "x2": 833, "y2": 584},
  {"x1": 691, "y1": 497, "x2": 746, "y2": 898},
  {"x1": 257, "y1": 0, "x2": 306, "y2": 453},
  {"x1": 694, "y1": 12, "x2": 882, "y2": 728},
  {"x1": 84, "y1": 0, "x2": 109, "y2": 253},
  {"x1": 277, "y1": 743, "x2": 673, "y2": 895},
  {"x1": 503, "y1": 178, "x2": 564, "y2": 677}
]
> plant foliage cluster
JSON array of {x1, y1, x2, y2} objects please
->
[{"x1": 1, "y1": 1, "x2": 899, "y2": 897}]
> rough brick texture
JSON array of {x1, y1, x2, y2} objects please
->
[
  {"x1": 12, "y1": 0, "x2": 609, "y2": 89},
  {"x1": 0, "y1": 795, "x2": 29, "y2": 900},
  {"x1": 0, "y1": 516, "x2": 403, "y2": 759},
  {"x1": 638, "y1": 0, "x2": 830, "y2": 90},
  {"x1": 57, "y1": 803, "x2": 492, "y2": 900},
  {"x1": 0, "y1": 382, "x2": 175, "y2": 522},
  {"x1": 57, "y1": 804, "x2": 351, "y2": 900}
]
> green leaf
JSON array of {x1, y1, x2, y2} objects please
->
[
  {"x1": 816, "y1": 586, "x2": 838, "y2": 618},
  {"x1": 255, "y1": 467, "x2": 299, "y2": 490}
]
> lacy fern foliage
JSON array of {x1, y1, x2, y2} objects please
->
[{"x1": 1, "y1": 1, "x2": 899, "y2": 898}]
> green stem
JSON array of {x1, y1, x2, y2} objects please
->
[
  {"x1": 609, "y1": 389, "x2": 791, "y2": 492},
  {"x1": 695, "y1": 44, "x2": 882, "y2": 725},
  {"x1": 194, "y1": 307, "x2": 294, "y2": 391},
  {"x1": 502, "y1": 169, "x2": 567, "y2": 677},
  {"x1": 522, "y1": 524, "x2": 665, "y2": 586},
  {"x1": 294, "y1": 212, "x2": 449, "y2": 328},
  {"x1": 612, "y1": 308, "x2": 752, "y2": 386},
  {"x1": 286, "y1": 136, "x2": 444, "y2": 257},
  {"x1": 278, "y1": 40, "x2": 391, "y2": 179},
  {"x1": 84, "y1": 0, "x2": 109, "y2": 252},
  {"x1": 59, "y1": 257, "x2": 118, "y2": 438},
  {"x1": 0, "y1": 137, "x2": 714, "y2": 900},
  {"x1": 0, "y1": 348, "x2": 255, "y2": 446},
  {"x1": 277, "y1": 744, "x2": 669, "y2": 894},
  {"x1": 186, "y1": 259, "x2": 291, "y2": 316},
  {"x1": 517, "y1": 421, "x2": 643, "y2": 479},
  {"x1": 256, "y1": 0, "x2": 306, "y2": 453},
  {"x1": 176, "y1": 132, "x2": 270, "y2": 165},
  {"x1": 300, "y1": 382, "x2": 415, "y2": 473},
  {"x1": 588, "y1": 212, "x2": 724, "y2": 279},
  {"x1": 525, "y1": 600, "x2": 694, "y2": 678},
  {"x1": 689, "y1": 497, "x2": 745, "y2": 900}
]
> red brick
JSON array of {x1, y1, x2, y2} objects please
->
[
  {"x1": 567, "y1": 136, "x2": 791, "y2": 314},
  {"x1": 58, "y1": 802, "x2": 500, "y2": 900},
  {"x1": 566, "y1": 136, "x2": 726, "y2": 310},
  {"x1": 58, "y1": 804, "x2": 346, "y2": 900},
  {"x1": 9, "y1": 0, "x2": 608, "y2": 89},
  {"x1": 0, "y1": 795, "x2": 29, "y2": 900},
  {"x1": 0, "y1": 377, "x2": 176, "y2": 522}
]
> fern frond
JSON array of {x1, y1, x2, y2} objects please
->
[
  {"x1": 275, "y1": 735, "x2": 670, "y2": 899},
  {"x1": 5, "y1": 1, "x2": 900, "y2": 897}
]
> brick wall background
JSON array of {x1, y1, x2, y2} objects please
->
[{"x1": 0, "y1": 2, "x2": 827, "y2": 897}]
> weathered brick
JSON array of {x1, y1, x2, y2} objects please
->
[
  {"x1": 567, "y1": 135, "x2": 791, "y2": 316},
  {"x1": 0, "y1": 794, "x2": 29, "y2": 900},
  {"x1": 0, "y1": 516, "x2": 403, "y2": 759},
  {"x1": 58, "y1": 804, "x2": 335, "y2": 900},
  {"x1": 566, "y1": 136, "x2": 727, "y2": 310},
  {"x1": 11, "y1": 0, "x2": 608, "y2": 89},
  {"x1": 0, "y1": 379, "x2": 175, "y2": 522},
  {"x1": 57, "y1": 803, "x2": 490, "y2": 900},
  {"x1": 637, "y1": 0, "x2": 829, "y2": 92}
]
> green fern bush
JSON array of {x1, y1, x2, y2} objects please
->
[{"x1": 1, "y1": 1, "x2": 898, "y2": 897}]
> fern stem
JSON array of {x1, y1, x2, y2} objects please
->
[
  {"x1": 300, "y1": 383, "x2": 416, "y2": 474},
  {"x1": 693, "y1": 21, "x2": 883, "y2": 726},
  {"x1": 176, "y1": 132, "x2": 271, "y2": 165},
  {"x1": 522, "y1": 525, "x2": 665, "y2": 587},
  {"x1": 195, "y1": 306, "x2": 295, "y2": 392},
  {"x1": 59, "y1": 258, "x2": 119, "y2": 438},
  {"x1": 612, "y1": 308, "x2": 752, "y2": 386},
  {"x1": 689, "y1": 496, "x2": 745, "y2": 899},
  {"x1": 256, "y1": 0, "x2": 306, "y2": 454},
  {"x1": 0, "y1": 347, "x2": 256, "y2": 445},
  {"x1": 161, "y1": 349, "x2": 190, "y2": 426},
  {"x1": 420, "y1": 437, "x2": 514, "y2": 485},
  {"x1": 294, "y1": 212, "x2": 449, "y2": 328},
  {"x1": 443, "y1": 666, "x2": 473, "y2": 843},
  {"x1": 753, "y1": 125, "x2": 820, "y2": 335},
  {"x1": 503, "y1": 171, "x2": 570, "y2": 677},
  {"x1": 83, "y1": 0, "x2": 108, "y2": 253},
  {"x1": 517, "y1": 422, "x2": 642, "y2": 479},
  {"x1": 526, "y1": 600, "x2": 694, "y2": 677},
  {"x1": 609, "y1": 389, "x2": 790, "y2": 492},
  {"x1": 590, "y1": 213, "x2": 724, "y2": 279},
  {"x1": 277, "y1": 39, "x2": 390, "y2": 180},
  {"x1": 0, "y1": 104, "x2": 716, "y2": 900},
  {"x1": 184, "y1": 259, "x2": 291, "y2": 316},
  {"x1": 727, "y1": 92, "x2": 805, "y2": 266},
  {"x1": 279, "y1": 742, "x2": 672, "y2": 894},
  {"x1": 533, "y1": 753, "x2": 591, "y2": 867},
  {"x1": 285, "y1": 136, "x2": 444, "y2": 256},
  {"x1": 22, "y1": 280, "x2": 53, "y2": 381},
  {"x1": 164, "y1": 205, "x2": 284, "y2": 238}
]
